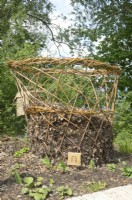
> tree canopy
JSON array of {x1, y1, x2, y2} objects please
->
[
  {"x1": 67, "y1": 0, "x2": 132, "y2": 91},
  {"x1": 0, "y1": 0, "x2": 55, "y2": 61},
  {"x1": 0, "y1": 0, "x2": 55, "y2": 134}
]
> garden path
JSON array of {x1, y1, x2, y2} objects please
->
[{"x1": 66, "y1": 185, "x2": 132, "y2": 200}]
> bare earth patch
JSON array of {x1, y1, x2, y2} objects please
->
[{"x1": 0, "y1": 136, "x2": 131, "y2": 200}]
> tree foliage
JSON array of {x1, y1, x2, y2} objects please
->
[
  {"x1": 0, "y1": 0, "x2": 54, "y2": 61},
  {"x1": 0, "y1": 0, "x2": 54, "y2": 135},
  {"x1": 69, "y1": 0, "x2": 132, "y2": 91}
]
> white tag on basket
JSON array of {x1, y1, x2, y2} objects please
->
[{"x1": 67, "y1": 152, "x2": 81, "y2": 166}]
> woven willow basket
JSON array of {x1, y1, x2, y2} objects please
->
[{"x1": 8, "y1": 57, "x2": 121, "y2": 165}]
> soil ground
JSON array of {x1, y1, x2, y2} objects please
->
[{"x1": 0, "y1": 136, "x2": 131, "y2": 200}]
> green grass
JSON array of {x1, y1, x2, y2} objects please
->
[{"x1": 82, "y1": 181, "x2": 107, "y2": 193}]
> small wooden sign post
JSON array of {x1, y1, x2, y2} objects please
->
[{"x1": 67, "y1": 152, "x2": 81, "y2": 166}]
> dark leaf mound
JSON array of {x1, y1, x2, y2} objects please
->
[{"x1": 27, "y1": 112, "x2": 113, "y2": 166}]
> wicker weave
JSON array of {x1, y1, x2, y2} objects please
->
[{"x1": 8, "y1": 57, "x2": 121, "y2": 165}]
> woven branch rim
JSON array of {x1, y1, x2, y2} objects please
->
[
  {"x1": 8, "y1": 57, "x2": 122, "y2": 75},
  {"x1": 25, "y1": 105, "x2": 114, "y2": 116}
]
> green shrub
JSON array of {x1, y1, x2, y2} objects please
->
[
  {"x1": 82, "y1": 181, "x2": 107, "y2": 192},
  {"x1": 107, "y1": 163, "x2": 116, "y2": 172},
  {"x1": 57, "y1": 185, "x2": 73, "y2": 198},
  {"x1": 121, "y1": 166, "x2": 132, "y2": 178},
  {"x1": 114, "y1": 91, "x2": 132, "y2": 153},
  {"x1": 13, "y1": 147, "x2": 29, "y2": 158}
]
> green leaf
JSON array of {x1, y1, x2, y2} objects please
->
[
  {"x1": 57, "y1": 186, "x2": 73, "y2": 197},
  {"x1": 42, "y1": 156, "x2": 52, "y2": 168},
  {"x1": 34, "y1": 193, "x2": 47, "y2": 200},
  {"x1": 34, "y1": 182, "x2": 42, "y2": 187},
  {"x1": 34, "y1": 187, "x2": 51, "y2": 194},
  {"x1": 88, "y1": 159, "x2": 95, "y2": 169},
  {"x1": 35, "y1": 177, "x2": 44, "y2": 187},
  {"x1": 57, "y1": 186, "x2": 65, "y2": 192},
  {"x1": 107, "y1": 163, "x2": 116, "y2": 172},
  {"x1": 49, "y1": 178, "x2": 55, "y2": 186},
  {"x1": 21, "y1": 187, "x2": 29, "y2": 194},
  {"x1": 36, "y1": 188, "x2": 47, "y2": 194},
  {"x1": 13, "y1": 147, "x2": 29, "y2": 158},
  {"x1": 56, "y1": 160, "x2": 68, "y2": 172},
  {"x1": 29, "y1": 191, "x2": 36, "y2": 197},
  {"x1": 14, "y1": 163, "x2": 21, "y2": 169},
  {"x1": 14, "y1": 170, "x2": 22, "y2": 184},
  {"x1": 36, "y1": 188, "x2": 45, "y2": 194},
  {"x1": 37, "y1": 177, "x2": 44, "y2": 182},
  {"x1": 121, "y1": 167, "x2": 132, "y2": 177},
  {"x1": 67, "y1": 187, "x2": 73, "y2": 196},
  {"x1": 23, "y1": 177, "x2": 34, "y2": 187}
]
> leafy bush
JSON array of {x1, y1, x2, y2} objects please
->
[
  {"x1": 10, "y1": 163, "x2": 22, "y2": 184},
  {"x1": 0, "y1": 64, "x2": 26, "y2": 136},
  {"x1": 41, "y1": 156, "x2": 52, "y2": 169},
  {"x1": 57, "y1": 185, "x2": 73, "y2": 198},
  {"x1": 121, "y1": 166, "x2": 132, "y2": 178},
  {"x1": 114, "y1": 91, "x2": 132, "y2": 153},
  {"x1": 21, "y1": 176, "x2": 52, "y2": 200},
  {"x1": 13, "y1": 147, "x2": 29, "y2": 158},
  {"x1": 82, "y1": 181, "x2": 107, "y2": 192},
  {"x1": 88, "y1": 159, "x2": 95, "y2": 169},
  {"x1": 107, "y1": 163, "x2": 116, "y2": 172},
  {"x1": 56, "y1": 160, "x2": 68, "y2": 173}
]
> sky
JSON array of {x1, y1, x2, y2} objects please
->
[
  {"x1": 51, "y1": 0, "x2": 72, "y2": 15},
  {"x1": 41, "y1": 0, "x2": 94, "y2": 58},
  {"x1": 41, "y1": 0, "x2": 73, "y2": 57}
]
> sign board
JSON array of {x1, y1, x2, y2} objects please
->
[
  {"x1": 15, "y1": 90, "x2": 42, "y2": 116},
  {"x1": 15, "y1": 92, "x2": 29, "y2": 116},
  {"x1": 16, "y1": 97, "x2": 25, "y2": 116},
  {"x1": 67, "y1": 152, "x2": 81, "y2": 166}
]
